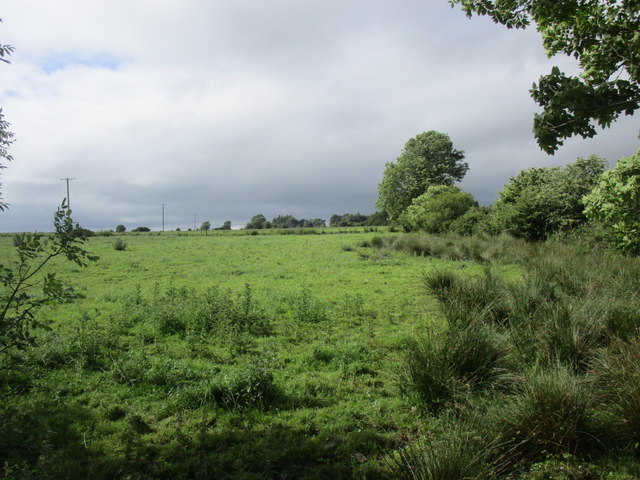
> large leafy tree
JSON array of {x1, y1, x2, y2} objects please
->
[
  {"x1": 377, "y1": 131, "x2": 468, "y2": 220},
  {"x1": 0, "y1": 19, "x2": 14, "y2": 211},
  {"x1": 450, "y1": 0, "x2": 640, "y2": 154},
  {"x1": 245, "y1": 214, "x2": 270, "y2": 230}
]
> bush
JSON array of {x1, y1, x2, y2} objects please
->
[
  {"x1": 399, "y1": 185, "x2": 477, "y2": 233},
  {"x1": 132, "y1": 226, "x2": 150, "y2": 232},
  {"x1": 1, "y1": 204, "x2": 97, "y2": 369},
  {"x1": 112, "y1": 239, "x2": 127, "y2": 251},
  {"x1": 493, "y1": 156, "x2": 607, "y2": 241},
  {"x1": 423, "y1": 268, "x2": 510, "y2": 327},
  {"x1": 449, "y1": 206, "x2": 490, "y2": 236},
  {"x1": 291, "y1": 287, "x2": 328, "y2": 323},
  {"x1": 584, "y1": 148, "x2": 640, "y2": 255}
]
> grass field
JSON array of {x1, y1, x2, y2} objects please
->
[
  {"x1": 2, "y1": 229, "x2": 640, "y2": 479},
  {"x1": 0, "y1": 229, "x2": 483, "y2": 479}
]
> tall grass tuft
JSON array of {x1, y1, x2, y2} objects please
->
[
  {"x1": 487, "y1": 367, "x2": 596, "y2": 468},
  {"x1": 398, "y1": 325, "x2": 513, "y2": 413},
  {"x1": 423, "y1": 268, "x2": 510, "y2": 327},
  {"x1": 590, "y1": 338, "x2": 640, "y2": 450},
  {"x1": 384, "y1": 425, "x2": 497, "y2": 480}
]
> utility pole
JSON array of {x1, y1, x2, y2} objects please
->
[
  {"x1": 160, "y1": 203, "x2": 166, "y2": 231},
  {"x1": 60, "y1": 177, "x2": 75, "y2": 209},
  {"x1": 193, "y1": 214, "x2": 196, "y2": 231}
]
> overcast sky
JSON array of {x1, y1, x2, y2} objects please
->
[{"x1": 1, "y1": 1, "x2": 638, "y2": 232}]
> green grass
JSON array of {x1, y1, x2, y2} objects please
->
[
  {"x1": 2, "y1": 230, "x2": 640, "y2": 479},
  {"x1": 0, "y1": 230, "x2": 473, "y2": 479}
]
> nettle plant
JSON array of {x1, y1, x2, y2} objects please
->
[{"x1": 0, "y1": 202, "x2": 98, "y2": 368}]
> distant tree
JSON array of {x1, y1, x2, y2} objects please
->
[
  {"x1": 377, "y1": 131, "x2": 468, "y2": 221},
  {"x1": 584, "y1": 149, "x2": 640, "y2": 254},
  {"x1": 115, "y1": 224, "x2": 126, "y2": 234},
  {"x1": 301, "y1": 218, "x2": 326, "y2": 228},
  {"x1": 365, "y1": 211, "x2": 388, "y2": 226},
  {"x1": 200, "y1": 221, "x2": 211, "y2": 235},
  {"x1": 450, "y1": 0, "x2": 640, "y2": 154},
  {"x1": 271, "y1": 214, "x2": 299, "y2": 229},
  {"x1": 132, "y1": 226, "x2": 150, "y2": 233},
  {"x1": 494, "y1": 155, "x2": 607, "y2": 241},
  {"x1": 221, "y1": 220, "x2": 231, "y2": 230},
  {"x1": 246, "y1": 214, "x2": 269, "y2": 229},
  {"x1": 400, "y1": 185, "x2": 477, "y2": 233},
  {"x1": 329, "y1": 213, "x2": 369, "y2": 227}
]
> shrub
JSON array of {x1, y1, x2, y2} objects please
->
[
  {"x1": 536, "y1": 301, "x2": 607, "y2": 373},
  {"x1": 113, "y1": 239, "x2": 127, "y2": 251},
  {"x1": 449, "y1": 206, "x2": 490, "y2": 236},
  {"x1": 399, "y1": 185, "x2": 477, "y2": 233},
  {"x1": 584, "y1": 148, "x2": 640, "y2": 255},
  {"x1": 0, "y1": 204, "x2": 97, "y2": 369},
  {"x1": 493, "y1": 155, "x2": 607, "y2": 241},
  {"x1": 370, "y1": 236, "x2": 385, "y2": 248},
  {"x1": 126, "y1": 284, "x2": 269, "y2": 339},
  {"x1": 291, "y1": 287, "x2": 328, "y2": 323}
]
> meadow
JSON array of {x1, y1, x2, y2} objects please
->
[{"x1": 1, "y1": 229, "x2": 640, "y2": 479}]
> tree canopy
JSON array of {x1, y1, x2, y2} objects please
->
[
  {"x1": 200, "y1": 221, "x2": 211, "y2": 234},
  {"x1": 450, "y1": 0, "x2": 640, "y2": 154},
  {"x1": 245, "y1": 214, "x2": 270, "y2": 230},
  {"x1": 376, "y1": 131, "x2": 468, "y2": 220}
]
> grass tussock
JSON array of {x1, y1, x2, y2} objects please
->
[{"x1": 388, "y1": 233, "x2": 640, "y2": 478}]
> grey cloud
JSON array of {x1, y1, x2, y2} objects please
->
[{"x1": 1, "y1": 1, "x2": 638, "y2": 232}]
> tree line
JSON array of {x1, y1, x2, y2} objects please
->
[
  {"x1": 244, "y1": 212, "x2": 388, "y2": 230},
  {"x1": 376, "y1": 130, "x2": 640, "y2": 254}
]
